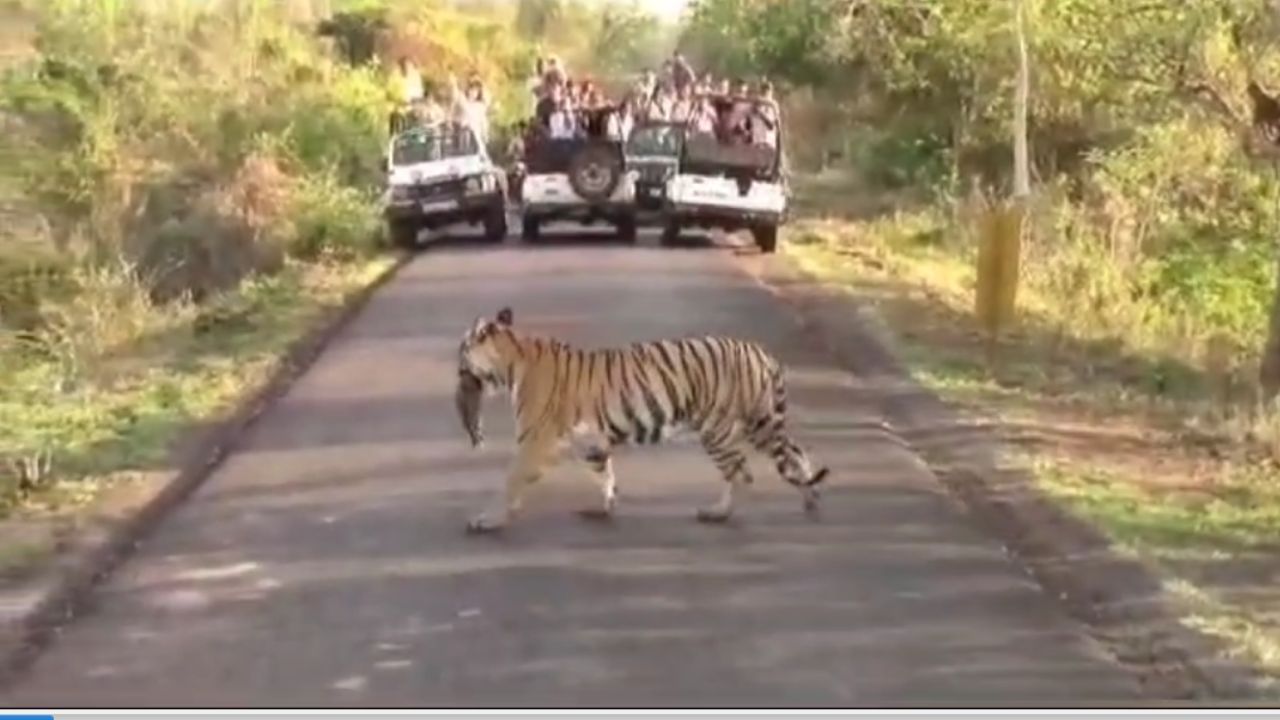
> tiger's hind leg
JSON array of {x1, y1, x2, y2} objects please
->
[
  {"x1": 747, "y1": 412, "x2": 828, "y2": 517},
  {"x1": 696, "y1": 429, "x2": 753, "y2": 524},
  {"x1": 577, "y1": 446, "x2": 618, "y2": 521}
]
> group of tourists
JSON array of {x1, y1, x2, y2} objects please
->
[
  {"x1": 524, "y1": 52, "x2": 780, "y2": 149},
  {"x1": 388, "y1": 50, "x2": 782, "y2": 160},
  {"x1": 391, "y1": 57, "x2": 493, "y2": 146}
]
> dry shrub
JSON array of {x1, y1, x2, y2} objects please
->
[
  {"x1": 31, "y1": 258, "x2": 184, "y2": 383},
  {"x1": 0, "y1": 239, "x2": 73, "y2": 334},
  {"x1": 125, "y1": 152, "x2": 291, "y2": 304}
]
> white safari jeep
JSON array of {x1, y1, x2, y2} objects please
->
[
  {"x1": 519, "y1": 105, "x2": 638, "y2": 243},
  {"x1": 382, "y1": 121, "x2": 507, "y2": 248},
  {"x1": 662, "y1": 95, "x2": 788, "y2": 253}
]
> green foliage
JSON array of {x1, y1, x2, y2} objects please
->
[
  {"x1": 286, "y1": 172, "x2": 380, "y2": 262},
  {"x1": 317, "y1": 7, "x2": 389, "y2": 66},
  {"x1": 684, "y1": 0, "x2": 1280, "y2": 388},
  {"x1": 859, "y1": 128, "x2": 953, "y2": 192},
  {"x1": 591, "y1": 3, "x2": 667, "y2": 75}
]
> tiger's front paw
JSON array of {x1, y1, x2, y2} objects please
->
[
  {"x1": 577, "y1": 493, "x2": 616, "y2": 522},
  {"x1": 695, "y1": 507, "x2": 732, "y2": 524},
  {"x1": 577, "y1": 505, "x2": 615, "y2": 522},
  {"x1": 465, "y1": 512, "x2": 507, "y2": 535}
]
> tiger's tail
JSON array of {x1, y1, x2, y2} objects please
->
[{"x1": 753, "y1": 362, "x2": 829, "y2": 499}]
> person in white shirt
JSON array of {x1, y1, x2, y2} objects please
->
[
  {"x1": 634, "y1": 69, "x2": 657, "y2": 105},
  {"x1": 541, "y1": 85, "x2": 576, "y2": 139},
  {"x1": 549, "y1": 105, "x2": 577, "y2": 139},
  {"x1": 396, "y1": 57, "x2": 424, "y2": 106},
  {"x1": 607, "y1": 100, "x2": 636, "y2": 142},
  {"x1": 457, "y1": 76, "x2": 490, "y2": 147}
]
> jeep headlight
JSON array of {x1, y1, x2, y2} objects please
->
[{"x1": 390, "y1": 185, "x2": 413, "y2": 202}]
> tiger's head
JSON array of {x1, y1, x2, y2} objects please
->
[
  {"x1": 458, "y1": 306, "x2": 517, "y2": 391},
  {"x1": 455, "y1": 307, "x2": 519, "y2": 449}
]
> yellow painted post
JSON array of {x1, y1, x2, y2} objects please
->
[{"x1": 975, "y1": 200, "x2": 1023, "y2": 348}]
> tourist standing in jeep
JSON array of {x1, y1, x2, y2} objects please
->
[
  {"x1": 661, "y1": 74, "x2": 788, "y2": 253},
  {"x1": 456, "y1": 75, "x2": 491, "y2": 148},
  {"x1": 518, "y1": 74, "x2": 637, "y2": 242},
  {"x1": 670, "y1": 52, "x2": 696, "y2": 93},
  {"x1": 634, "y1": 69, "x2": 657, "y2": 105}
]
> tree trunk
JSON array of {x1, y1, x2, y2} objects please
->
[
  {"x1": 1260, "y1": 253, "x2": 1280, "y2": 400},
  {"x1": 1012, "y1": 0, "x2": 1031, "y2": 201}
]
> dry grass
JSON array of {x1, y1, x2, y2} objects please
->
[
  {"x1": 0, "y1": 255, "x2": 394, "y2": 577},
  {"x1": 784, "y1": 172, "x2": 1280, "y2": 691}
]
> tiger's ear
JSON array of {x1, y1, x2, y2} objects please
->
[
  {"x1": 495, "y1": 306, "x2": 514, "y2": 327},
  {"x1": 469, "y1": 316, "x2": 490, "y2": 335}
]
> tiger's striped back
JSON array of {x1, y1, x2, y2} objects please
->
[{"x1": 544, "y1": 336, "x2": 782, "y2": 448}]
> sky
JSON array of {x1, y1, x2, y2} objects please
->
[{"x1": 636, "y1": 0, "x2": 690, "y2": 21}]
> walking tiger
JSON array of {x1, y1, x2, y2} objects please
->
[{"x1": 456, "y1": 307, "x2": 828, "y2": 533}]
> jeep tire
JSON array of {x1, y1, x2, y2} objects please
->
[
  {"x1": 521, "y1": 215, "x2": 541, "y2": 242},
  {"x1": 388, "y1": 218, "x2": 419, "y2": 250},
  {"x1": 567, "y1": 143, "x2": 623, "y2": 202},
  {"x1": 483, "y1": 205, "x2": 508, "y2": 243},
  {"x1": 616, "y1": 214, "x2": 637, "y2": 244},
  {"x1": 660, "y1": 221, "x2": 681, "y2": 247},
  {"x1": 752, "y1": 223, "x2": 778, "y2": 254}
]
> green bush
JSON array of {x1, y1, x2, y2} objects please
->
[
  {"x1": 859, "y1": 128, "x2": 953, "y2": 194},
  {"x1": 286, "y1": 172, "x2": 380, "y2": 262}
]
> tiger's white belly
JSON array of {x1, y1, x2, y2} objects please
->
[{"x1": 564, "y1": 419, "x2": 697, "y2": 454}]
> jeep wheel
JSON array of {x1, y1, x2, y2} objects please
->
[
  {"x1": 483, "y1": 206, "x2": 508, "y2": 243},
  {"x1": 660, "y1": 221, "x2": 681, "y2": 247},
  {"x1": 521, "y1": 215, "x2": 541, "y2": 242},
  {"x1": 388, "y1": 219, "x2": 419, "y2": 250},
  {"x1": 568, "y1": 143, "x2": 623, "y2": 202},
  {"x1": 752, "y1": 223, "x2": 778, "y2": 254},
  {"x1": 616, "y1": 215, "x2": 637, "y2": 244}
]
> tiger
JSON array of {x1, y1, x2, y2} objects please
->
[{"x1": 456, "y1": 306, "x2": 829, "y2": 534}]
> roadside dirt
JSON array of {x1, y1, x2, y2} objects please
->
[
  {"x1": 740, "y1": 250, "x2": 1272, "y2": 701},
  {"x1": 0, "y1": 252, "x2": 412, "y2": 687}
]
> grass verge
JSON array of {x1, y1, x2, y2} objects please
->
[
  {"x1": 785, "y1": 173, "x2": 1280, "y2": 693},
  {"x1": 0, "y1": 255, "x2": 395, "y2": 578}
]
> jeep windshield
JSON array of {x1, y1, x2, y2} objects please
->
[
  {"x1": 391, "y1": 125, "x2": 478, "y2": 166},
  {"x1": 626, "y1": 123, "x2": 684, "y2": 158}
]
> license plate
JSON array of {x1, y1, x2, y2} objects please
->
[{"x1": 421, "y1": 199, "x2": 457, "y2": 213}]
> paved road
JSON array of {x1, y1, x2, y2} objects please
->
[{"x1": 2, "y1": 230, "x2": 1138, "y2": 707}]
